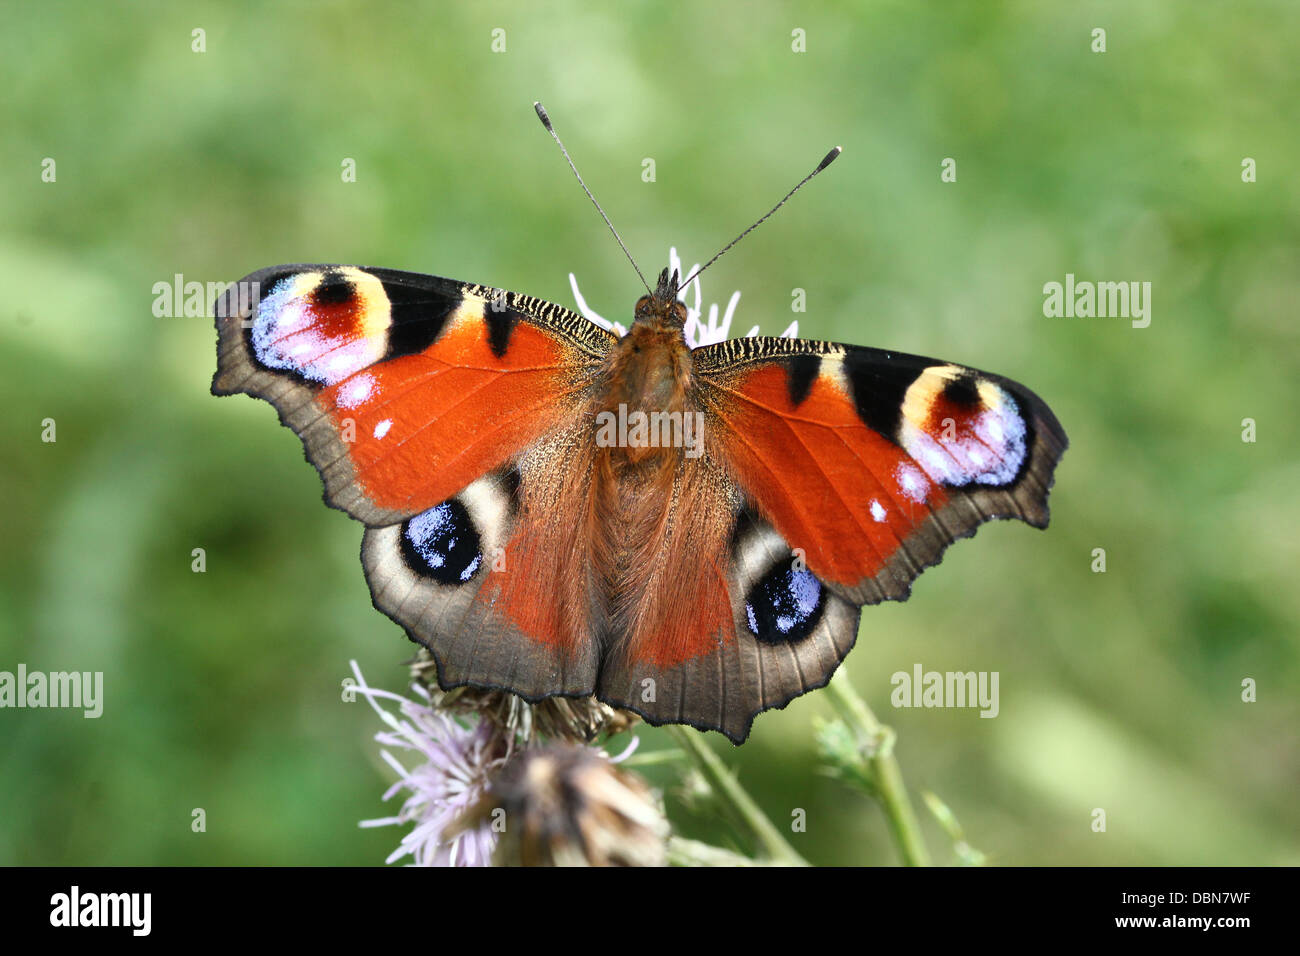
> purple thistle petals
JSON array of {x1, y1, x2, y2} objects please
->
[{"x1": 350, "y1": 660, "x2": 502, "y2": 867}]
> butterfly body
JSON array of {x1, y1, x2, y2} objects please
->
[{"x1": 214, "y1": 261, "x2": 1066, "y2": 742}]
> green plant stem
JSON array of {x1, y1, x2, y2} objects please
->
[
  {"x1": 824, "y1": 669, "x2": 932, "y2": 866},
  {"x1": 667, "y1": 836, "x2": 770, "y2": 867},
  {"x1": 667, "y1": 726, "x2": 808, "y2": 866},
  {"x1": 619, "y1": 748, "x2": 687, "y2": 768}
]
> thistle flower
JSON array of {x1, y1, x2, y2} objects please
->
[
  {"x1": 355, "y1": 656, "x2": 654, "y2": 866},
  {"x1": 461, "y1": 743, "x2": 670, "y2": 867},
  {"x1": 570, "y1": 246, "x2": 799, "y2": 346},
  {"x1": 350, "y1": 660, "x2": 506, "y2": 866}
]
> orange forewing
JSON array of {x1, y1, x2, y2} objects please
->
[
  {"x1": 316, "y1": 318, "x2": 585, "y2": 515},
  {"x1": 708, "y1": 363, "x2": 947, "y2": 588}
]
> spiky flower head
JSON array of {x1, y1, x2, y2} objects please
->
[
  {"x1": 459, "y1": 743, "x2": 670, "y2": 867},
  {"x1": 351, "y1": 661, "x2": 505, "y2": 866}
]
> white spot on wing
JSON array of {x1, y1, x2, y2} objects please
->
[
  {"x1": 869, "y1": 499, "x2": 887, "y2": 522},
  {"x1": 896, "y1": 463, "x2": 931, "y2": 503},
  {"x1": 373, "y1": 419, "x2": 393, "y2": 439},
  {"x1": 336, "y1": 373, "x2": 376, "y2": 409}
]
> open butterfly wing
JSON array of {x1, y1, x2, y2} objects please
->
[
  {"x1": 213, "y1": 265, "x2": 616, "y2": 697},
  {"x1": 612, "y1": 335, "x2": 1068, "y2": 741}
]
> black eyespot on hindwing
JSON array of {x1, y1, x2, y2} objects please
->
[
  {"x1": 399, "y1": 500, "x2": 483, "y2": 585},
  {"x1": 744, "y1": 559, "x2": 827, "y2": 645}
]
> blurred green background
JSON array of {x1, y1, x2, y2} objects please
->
[{"x1": 2, "y1": 0, "x2": 1297, "y2": 866}]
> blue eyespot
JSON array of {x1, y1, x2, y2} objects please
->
[
  {"x1": 400, "y1": 501, "x2": 483, "y2": 585},
  {"x1": 744, "y1": 563, "x2": 826, "y2": 645}
]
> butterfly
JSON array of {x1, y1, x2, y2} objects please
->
[{"x1": 212, "y1": 114, "x2": 1066, "y2": 743}]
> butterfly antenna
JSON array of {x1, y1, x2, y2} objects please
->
[
  {"x1": 679, "y1": 146, "x2": 842, "y2": 291},
  {"x1": 534, "y1": 102, "x2": 651, "y2": 295}
]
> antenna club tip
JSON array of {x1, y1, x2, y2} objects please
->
[
  {"x1": 816, "y1": 146, "x2": 843, "y2": 172},
  {"x1": 534, "y1": 102, "x2": 553, "y2": 129}
]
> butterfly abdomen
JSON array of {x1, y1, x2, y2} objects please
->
[{"x1": 591, "y1": 324, "x2": 690, "y2": 622}]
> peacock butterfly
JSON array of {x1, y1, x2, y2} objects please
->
[{"x1": 212, "y1": 106, "x2": 1067, "y2": 742}]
